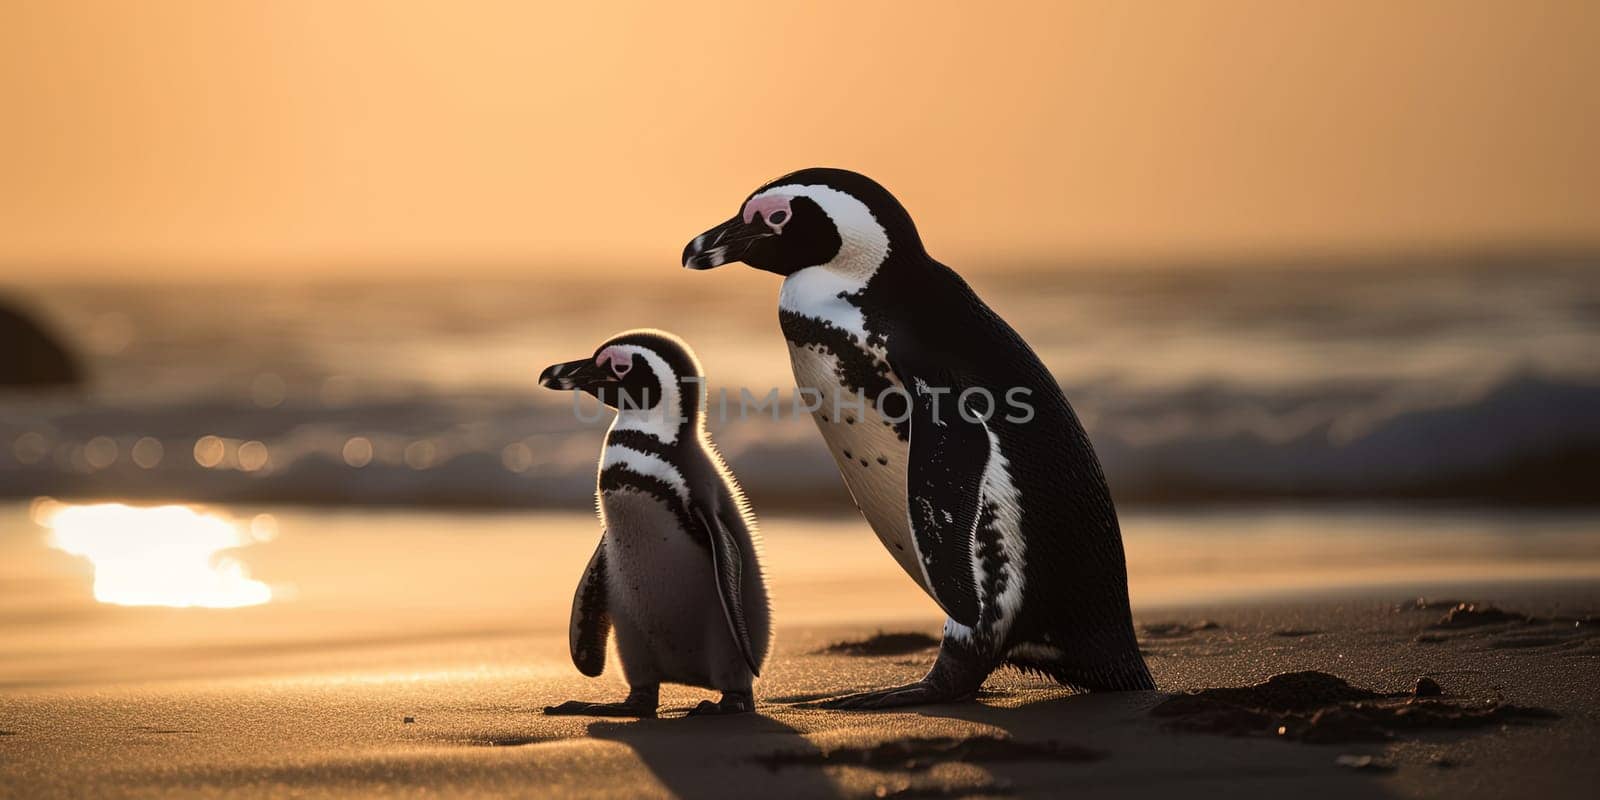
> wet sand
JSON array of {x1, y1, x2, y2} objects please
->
[{"x1": 2, "y1": 506, "x2": 1598, "y2": 798}]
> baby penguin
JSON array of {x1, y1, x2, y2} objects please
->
[{"x1": 538, "y1": 330, "x2": 771, "y2": 717}]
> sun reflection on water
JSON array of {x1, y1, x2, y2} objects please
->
[{"x1": 34, "y1": 499, "x2": 275, "y2": 608}]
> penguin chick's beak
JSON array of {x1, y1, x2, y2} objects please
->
[
  {"x1": 539, "y1": 358, "x2": 606, "y2": 391},
  {"x1": 682, "y1": 214, "x2": 769, "y2": 270}
]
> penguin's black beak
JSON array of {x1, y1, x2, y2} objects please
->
[
  {"x1": 539, "y1": 358, "x2": 605, "y2": 392},
  {"x1": 682, "y1": 214, "x2": 770, "y2": 270}
]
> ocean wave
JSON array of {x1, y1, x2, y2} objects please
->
[{"x1": 4, "y1": 372, "x2": 1598, "y2": 511}]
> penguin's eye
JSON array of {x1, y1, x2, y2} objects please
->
[
  {"x1": 611, "y1": 359, "x2": 632, "y2": 379},
  {"x1": 767, "y1": 209, "x2": 789, "y2": 225}
]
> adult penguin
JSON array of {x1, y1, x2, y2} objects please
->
[{"x1": 683, "y1": 168, "x2": 1153, "y2": 708}]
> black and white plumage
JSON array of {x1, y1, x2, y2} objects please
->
[
  {"x1": 538, "y1": 330, "x2": 771, "y2": 717},
  {"x1": 683, "y1": 169, "x2": 1153, "y2": 708}
]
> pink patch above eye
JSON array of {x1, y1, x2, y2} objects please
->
[
  {"x1": 742, "y1": 194, "x2": 793, "y2": 228},
  {"x1": 595, "y1": 347, "x2": 631, "y2": 377}
]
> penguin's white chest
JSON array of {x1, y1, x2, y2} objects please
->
[
  {"x1": 598, "y1": 487, "x2": 733, "y2": 684},
  {"x1": 786, "y1": 342, "x2": 928, "y2": 596}
]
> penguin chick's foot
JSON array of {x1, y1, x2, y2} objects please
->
[
  {"x1": 544, "y1": 685, "x2": 659, "y2": 718},
  {"x1": 686, "y1": 690, "x2": 754, "y2": 716},
  {"x1": 802, "y1": 679, "x2": 976, "y2": 710}
]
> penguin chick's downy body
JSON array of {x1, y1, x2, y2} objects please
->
[
  {"x1": 538, "y1": 330, "x2": 771, "y2": 717},
  {"x1": 683, "y1": 168, "x2": 1154, "y2": 709}
]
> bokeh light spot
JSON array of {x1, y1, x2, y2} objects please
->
[
  {"x1": 237, "y1": 440, "x2": 270, "y2": 472},
  {"x1": 249, "y1": 513, "x2": 279, "y2": 542},
  {"x1": 251, "y1": 373, "x2": 286, "y2": 408},
  {"x1": 131, "y1": 437, "x2": 164, "y2": 469},
  {"x1": 14, "y1": 431, "x2": 51, "y2": 464},
  {"x1": 194, "y1": 435, "x2": 226, "y2": 468},
  {"x1": 404, "y1": 440, "x2": 437, "y2": 470},
  {"x1": 342, "y1": 436, "x2": 374, "y2": 468},
  {"x1": 83, "y1": 436, "x2": 119, "y2": 470}
]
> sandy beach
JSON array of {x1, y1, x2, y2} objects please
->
[
  {"x1": 6, "y1": 3, "x2": 1600, "y2": 797},
  {"x1": 3, "y1": 503, "x2": 1597, "y2": 798}
]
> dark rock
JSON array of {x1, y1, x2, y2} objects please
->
[
  {"x1": 1414, "y1": 677, "x2": 1442, "y2": 697},
  {"x1": 0, "y1": 300, "x2": 82, "y2": 388}
]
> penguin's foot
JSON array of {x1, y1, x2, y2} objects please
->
[
  {"x1": 803, "y1": 679, "x2": 975, "y2": 710},
  {"x1": 686, "y1": 690, "x2": 754, "y2": 716},
  {"x1": 544, "y1": 685, "x2": 659, "y2": 718},
  {"x1": 803, "y1": 620, "x2": 994, "y2": 710}
]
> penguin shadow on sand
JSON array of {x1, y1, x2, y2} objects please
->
[
  {"x1": 874, "y1": 691, "x2": 1167, "y2": 792},
  {"x1": 899, "y1": 689, "x2": 1405, "y2": 796},
  {"x1": 905, "y1": 686, "x2": 1158, "y2": 748},
  {"x1": 586, "y1": 711, "x2": 840, "y2": 799}
]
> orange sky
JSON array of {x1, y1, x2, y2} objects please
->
[{"x1": 2, "y1": 1, "x2": 1597, "y2": 280}]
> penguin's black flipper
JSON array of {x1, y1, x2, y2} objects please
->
[
  {"x1": 900, "y1": 370, "x2": 987, "y2": 628},
  {"x1": 694, "y1": 506, "x2": 761, "y2": 676},
  {"x1": 568, "y1": 537, "x2": 611, "y2": 677}
]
